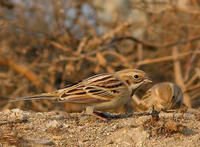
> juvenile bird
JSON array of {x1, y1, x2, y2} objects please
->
[
  {"x1": 133, "y1": 82, "x2": 184, "y2": 112},
  {"x1": 10, "y1": 69, "x2": 152, "y2": 120}
]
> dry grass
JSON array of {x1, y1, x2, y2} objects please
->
[{"x1": 0, "y1": 0, "x2": 199, "y2": 111}]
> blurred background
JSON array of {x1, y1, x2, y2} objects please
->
[{"x1": 0, "y1": 0, "x2": 199, "y2": 112}]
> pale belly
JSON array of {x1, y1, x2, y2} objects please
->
[{"x1": 93, "y1": 94, "x2": 131, "y2": 111}]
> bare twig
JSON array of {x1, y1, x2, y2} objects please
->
[
  {"x1": 184, "y1": 48, "x2": 199, "y2": 81},
  {"x1": 137, "y1": 51, "x2": 200, "y2": 66},
  {"x1": 184, "y1": 83, "x2": 200, "y2": 93},
  {"x1": 185, "y1": 73, "x2": 198, "y2": 88},
  {"x1": 0, "y1": 56, "x2": 53, "y2": 92},
  {"x1": 112, "y1": 34, "x2": 200, "y2": 49},
  {"x1": 173, "y1": 47, "x2": 192, "y2": 108}
]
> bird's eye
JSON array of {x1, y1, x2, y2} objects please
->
[{"x1": 134, "y1": 74, "x2": 139, "y2": 79}]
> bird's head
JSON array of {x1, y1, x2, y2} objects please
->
[{"x1": 115, "y1": 69, "x2": 152, "y2": 92}]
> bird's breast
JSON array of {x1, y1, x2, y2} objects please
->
[{"x1": 93, "y1": 90, "x2": 131, "y2": 111}]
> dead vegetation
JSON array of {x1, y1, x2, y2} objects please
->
[
  {"x1": 0, "y1": 0, "x2": 199, "y2": 112},
  {"x1": 1, "y1": 1, "x2": 200, "y2": 146},
  {"x1": 142, "y1": 109, "x2": 189, "y2": 137}
]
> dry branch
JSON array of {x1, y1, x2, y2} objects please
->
[
  {"x1": 137, "y1": 51, "x2": 199, "y2": 66},
  {"x1": 114, "y1": 34, "x2": 200, "y2": 49},
  {"x1": 0, "y1": 56, "x2": 52, "y2": 92},
  {"x1": 0, "y1": 0, "x2": 200, "y2": 111},
  {"x1": 173, "y1": 47, "x2": 192, "y2": 108},
  {"x1": 185, "y1": 72, "x2": 199, "y2": 88}
]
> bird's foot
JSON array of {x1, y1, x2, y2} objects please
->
[{"x1": 91, "y1": 111, "x2": 108, "y2": 121}]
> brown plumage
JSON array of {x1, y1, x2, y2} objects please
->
[
  {"x1": 10, "y1": 69, "x2": 152, "y2": 119},
  {"x1": 132, "y1": 82, "x2": 183, "y2": 112}
]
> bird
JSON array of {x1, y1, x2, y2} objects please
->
[
  {"x1": 132, "y1": 82, "x2": 184, "y2": 112},
  {"x1": 9, "y1": 69, "x2": 152, "y2": 120}
]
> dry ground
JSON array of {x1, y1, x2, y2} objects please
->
[{"x1": 0, "y1": 108, "x2": 199, "y2": 147}]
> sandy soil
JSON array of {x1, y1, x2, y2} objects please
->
[{"x1": 0, "y1": 108, "x2": 199, "y2": 147}]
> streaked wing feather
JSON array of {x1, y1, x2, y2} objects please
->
[
  {"x1": 84, "y1": 86, "x2": 115, "y2": 100},
  {"x1": 58, "y1": 73, "x2": 124, "y2": 104}
]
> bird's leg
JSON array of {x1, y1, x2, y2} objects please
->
[
  {"x1": 85, "y1": 106, "x2": 108, "y2": 121},
  {"x1": 92, "y1": 111, "x2": 108, "y2": 121}
]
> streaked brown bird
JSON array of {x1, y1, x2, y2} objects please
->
[
  {"x1": 133, "y1": 82, "x2": 184, "y2": 112},
  {"x1": 10, "y1": 69, "x2": 152, "y2": 120}
]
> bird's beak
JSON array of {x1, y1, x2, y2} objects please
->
[{"x1": 144, "y1": 77, "x2": 152, "y2": 83}]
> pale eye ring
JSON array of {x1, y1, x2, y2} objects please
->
[{"x1": 134, "y1": 75, "x2": 139, "y2": 79}]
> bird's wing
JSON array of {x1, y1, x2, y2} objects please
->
[{"x1": 58, "y1": 73, "x2": 125, "y2": 104}]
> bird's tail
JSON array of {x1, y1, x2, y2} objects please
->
[{"x1": 9, "y1": 93, "x2": 58, "y2": 102}]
